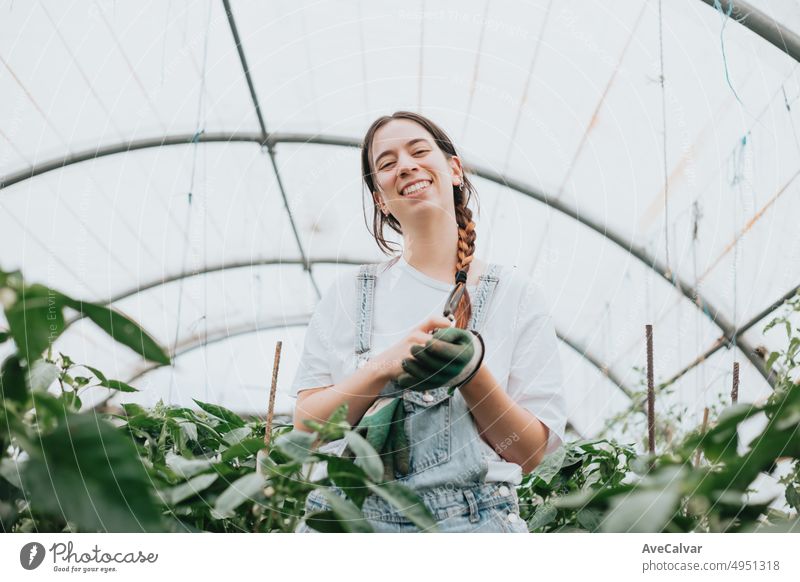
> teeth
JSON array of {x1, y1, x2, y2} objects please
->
[{"x1": 402, "y1": 181, "x2": 431, "y2": 196}]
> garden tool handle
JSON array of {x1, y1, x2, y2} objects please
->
[{"x1": 443, "y1": 270, "x2": 469, "y2": 321}]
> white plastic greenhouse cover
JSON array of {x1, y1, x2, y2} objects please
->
[{"x1": 1, "y1": 0, "x2": 799, "y2": 459}]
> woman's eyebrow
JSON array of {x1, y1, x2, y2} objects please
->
[{"x1": 374, "y1": 138, "x2": 431, "y2": 166}]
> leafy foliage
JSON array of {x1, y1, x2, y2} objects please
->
[
  {"x1": 3, "y1": 267, "x2": 799, "y2": 533},
  {"x1": 518, "y1": 290, "x2": 800, "y2": 533}
]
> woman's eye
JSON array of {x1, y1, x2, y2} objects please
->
[{"x1": 378, "y1": 150, "x2": 427, "y2": 170}]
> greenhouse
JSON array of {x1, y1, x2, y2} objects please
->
[{"x1": 1, "y1": 0, "x2": 799, "y2": 536}]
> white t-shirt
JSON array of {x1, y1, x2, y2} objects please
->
[{"x1": 290, "y1": 255, "x2": 567, "y2": 480}]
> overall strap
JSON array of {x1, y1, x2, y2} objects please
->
[
  {"x1": 354, "y1": 263, "x2": 378, "y2": 364},
  {"x1": 355, "y1": 262, "x2": 500, "y2": 361},
  {"x1": 468, "y1": 263, "x2": 502, "y2": 333}
]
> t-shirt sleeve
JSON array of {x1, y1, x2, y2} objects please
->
[
  {"x1": 289, "y1": 278, "x2": 342, "y2": 398},
  {"x1": 506, "y1": 279, "x2": 567, "y2": 456}
]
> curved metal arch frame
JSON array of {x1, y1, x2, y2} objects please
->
[
  {"x1": 2, "y1": 131, "x2": 773, "y2": 387},
  {"x1": 696, "y1": 0, "x2": 800, "y2": 63}
]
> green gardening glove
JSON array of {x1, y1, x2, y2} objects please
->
[
  {"x1": 385, "y1": 398, "x2": 409, "y2": 478},
  {"x1": 355, "y1": 397, "x2": 410, "y2": 480},
  {"x1": 396, "y1": 327, "x2": 485, "y2": 391}
]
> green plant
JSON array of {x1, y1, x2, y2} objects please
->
[
  {"x1": 544, "y1": 290, "x2": 800, "y2": 533},
  {"x1": 0, "y1": 267, "x2": 437, "y2": 533},
  {"x1": 0, "y1": 267, "x2": 172, "y2": 532},
  {"x1": 518, "y1": 439, "x2": 637, "y2": 532}
]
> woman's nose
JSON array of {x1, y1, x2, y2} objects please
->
[{"x1": 396, "y1": 152, "x2": 419, "y2": 175}]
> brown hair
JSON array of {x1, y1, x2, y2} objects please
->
[{"x1": 360, "y1": 111, "x2": 479, "y2": 329}]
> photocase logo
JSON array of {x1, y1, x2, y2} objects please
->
[{"x1": 19, "y1": 542, "x2": 46, "y2": 570}]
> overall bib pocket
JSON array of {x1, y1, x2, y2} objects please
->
[{"x1": 401, "y1": 386, "x2": 452, "y2": 475}]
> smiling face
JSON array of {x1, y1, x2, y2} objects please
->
[{"x1": 369, "y1": 118, "x2": 463, "y2": 225}]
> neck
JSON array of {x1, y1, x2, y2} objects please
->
[{"x1": 401, "y1": 212, "x2": 461, "y2": 284}]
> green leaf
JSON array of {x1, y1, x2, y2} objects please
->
[
  {"x1": 175, "y1": 419, "x2": 198, "y2": 443},
  {"x1": 212, "y1": 472, "x2": 266, "y2": 519},
  {"x1": 0, "y1": 399, "x2": 36, "y2": 451},
  {"x1": 629, "y1": 455, "x2": 651, "y2": 476},
  {"x1": 85, "y1": 365, "x2": 108, "y2": 383},
  {"x1": 0, "y1": 478, "x2": 22, "y2": 530},
  {"x1": 600, "y1": 466, "x2": 685, "y2": 533},
  {"x1": 159, "y1": 473, "x2": 218, "y2": 506},
  {"x1": 576, "y1": 507, "x2": 603, "y2": 531},
  {"x1": 22, "y1": 413, "x2": 164, "y2": 532},
  {"x1": 305, "y1": 510, "x2": 347, "y2": 533},
  {"x1": 0, "y1": 330, "x2": 8, "y2": 343},
  {"x1": 527, "y1": 502, "x2": 557, "y2": 531},
  {"x1": 192, "y1": 399, "x2": 245, "y2": 428},
  {"x1": 59, "y1": 295, "x2": 170, "y2": 365},
  {"x1": 4, "y1": 284, "x2": 66, "y2": 366},
  {"x1": 316, "y1": 490, "x2": 373, "y2": 532},
  {"x1": 222, "y1": 426, "x2": 252, "y2": 447},
  {"x1": 275, "y1": 431, "x2": 317, "y2": 463},
  {"x1": 327, "y1": 404, "x2": 349, "y2": 427},
  {"x1": 121, "y1": 404, "x2": 162, "y2": 431},
  {"x1": 165, "y1": 452, "x2": 215, "y2": 479},
  {"x1": 221, "y1": 438, "x2": 266, "y2": 463},
  {"x1": 786, "y1": 485, "x2": 800, "y2": 512},
  {"x1": 0, "y1": 354, "x2": 27, "y2": 404},
  {"x1": 0, "y1": 457, "x2": 24, "y2": 489},
  {"x1": 60, "y1": 389, "x2": 82, "y2": 412},
  {"x1": 529, "y1": 445, "x2": 568, "y2": 485},
  {"x1": 765, "y1": 351, "x2": 780, "y2": 374},
  {"x1": 789, "y1": 338, "x2": 800, "y2": 359},
  {"x1": 311, "y1": 404, "x2": 350, "y2": 442},
  {"x1": 325, "y1": 457, "x2": 370, "y2": 508},
  {"x1": 553, "y1": 483, "x2": 635, "y2": 510},
  {"x1": 99, "y1": 379, "x2": 139, "y2": 393},
  {"x1": 693, "y1": 403, "x2": 761, "y2": 463},
  {"x1": 366, "y1": 481, "x2": 437, "y2": 531},
  {"x1": 344, "y1": 431, "x2": 383, "y2": 482},
  {"x1": 27, "y1": 359, "x2": 59, "y2": 392}
]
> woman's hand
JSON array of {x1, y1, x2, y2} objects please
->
[
  {"x1": 369, "y1": 316, "x2": 454, "y2": 382},
  {"x1": 395, "y1": 327, "x2": 485, "y2": 391}
]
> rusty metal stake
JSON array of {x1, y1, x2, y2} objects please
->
[
  {"x1": 732, "y1": 361, "x2": 739, "y2": 404},
  {"x1": 646, "y1": 324, "x2": 655, "y2": 458},
  {"x1": 264, "y1": 341, "x2": 282, "y2": 449}
]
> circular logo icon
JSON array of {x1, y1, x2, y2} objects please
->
[{"x1": 20, "y1": 542, "x2": 46, "y2": 570}]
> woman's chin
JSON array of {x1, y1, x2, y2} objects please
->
[{"x1": 396, "y1": 199, "x2": 453, "y2": 221}]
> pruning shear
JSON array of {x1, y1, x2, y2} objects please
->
[{"x1": 442, "y1": 270, "x2": 469, "y2": 323}]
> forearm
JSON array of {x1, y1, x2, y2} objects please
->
[
  {"x1": 293, "y1": 364, "x2": 390, "y2": 431},
  {"x1": 458, "y1": 364, "x2": 549, "y2": 473}
]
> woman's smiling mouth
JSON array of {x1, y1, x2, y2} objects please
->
[{"x1": 400, "y1": 179, "x2": 432, "y2": 198}]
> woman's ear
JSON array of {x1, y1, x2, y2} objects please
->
[
  {"x1": 449, "y1": 156, "x2": 464, "y2": 185},
  {"x1": 373, "y1": 192, "x2": 389, "y2": 216}
]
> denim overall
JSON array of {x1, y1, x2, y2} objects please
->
[{"x1": 297, "y1": 262, "x2": 528, "y2": 533}]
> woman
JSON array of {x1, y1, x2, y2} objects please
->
[{"x1": 291, "y1": 111, "x2": 566, "y2": 532}]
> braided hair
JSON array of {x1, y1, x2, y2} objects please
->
[{"x1": 452, "y1": 184, "x2": 476, "y2": 329}]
